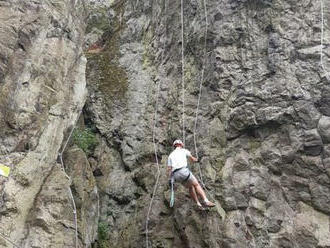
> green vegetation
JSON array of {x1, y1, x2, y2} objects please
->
[
  {"x1": 72, "y1": 128, "x2": 99, "y2": 155},
  {"x1": 85, "y1": 0, "x2": 128, "y2": 104},
  {"x1": 98, "y1": 222, "x2": 110, "y2": 248}
]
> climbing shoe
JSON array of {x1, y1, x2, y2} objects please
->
[{"x1": 202, "y1": 200, "x2": 215, "y2": 208}]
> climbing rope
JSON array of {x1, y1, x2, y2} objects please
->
[
  {"x1": 190, "y1": 0, "x2": 218, "y2": 207},
  {"x1": 145, "y1": 1, "x2": 167, "y2": 247},
  {"x1": 320, "y1": 0, "x2": 330, "y2": 80},
  {"x1": 189, "y1": 1, "x2": 257, "y2": 246},
  {"x1": 181, "y1": 0, "x2": 186, "y2": 144},
  {"x1": 145, "y1": 79, "x2": 161, "y2": 248},
  {"x1": 58, "y1": 117, "x2": 80, "y2": 248},
  {"x1": 321, "y1": 0, "x2": 325, "y2": 71},
  {"x1": 0, "y1": 231, "x2": 20, "y2": 248},
  {"x1": 193, "y1": 0, "x2": 208, "y2": 190}
]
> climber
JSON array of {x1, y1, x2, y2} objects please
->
[{"x1": 168, "y1": 139, "x2": 215, "y2": 209}]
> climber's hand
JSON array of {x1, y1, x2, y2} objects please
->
[{"x1": 190, "y1": 156, "x2": 198, "y2": 163}]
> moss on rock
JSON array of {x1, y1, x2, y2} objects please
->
[{"x1": 86, "y1": 0, "x2": 128, "y2": 104}]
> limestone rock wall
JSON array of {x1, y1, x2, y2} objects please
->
[{"x1": 84, "y1": 0, "x2": 330, "y2": 247}]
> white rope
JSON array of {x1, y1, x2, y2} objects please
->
[
  {"x1": 193, "y1": 0, "x2": 208, "y2": 190},
  {"x1": 181, "y1": 0, "x2": 186, "y2": 144},
  {"x1": 145, "y1": 1, "x2": 167, "y2": 247},
  {"x1": 145, "y1": 79, "x2": 161, "y2": 248},
  {"x1": 320, "y1": 0, "x2": 330, "y2": 80},
  {"x1": 191, "y1": 0, "x2": 220, "y2": 208},
  {"x1": 0, "y1": 231, "x2": 20, "y2": 248},
  {"x1": 188, "y1": 0, "x2": 257, "y2": 246},
  {"x1": 58, "y1": 118, "x2": 80, "y2": 248},
  {"x1": 321, "y1": 0, "x2": 325, "y2": 72}
]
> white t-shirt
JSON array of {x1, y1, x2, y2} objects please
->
[{"x1": 168, "y1": 147, "x2": 192, "y2": 171}]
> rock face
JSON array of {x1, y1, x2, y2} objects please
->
[
  {"x1": 1, "y1": 0, "x2": 330, "y2": 247},
  {"x1": 84, "y1": 0, "x2": 330, "y2": 247},
  {"x1": 0, "y1": 1, "x2": 96, "y2": 247}
]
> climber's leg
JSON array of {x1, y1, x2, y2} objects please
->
[
  {"x1": 193, "y1": 180, "x2": 207, "y2": 202},
  {"x1": 189, "y1": 176, "x2": 215, "y2": 208},
  {"x1": 188, "y1": 184, "x2": 201, "y2": 206}
]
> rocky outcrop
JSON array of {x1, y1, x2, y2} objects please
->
[
  {"x1": 1, "y1": 0, "x2": 330, "y2": 247},
  {"x1": 84, "y1": 0, "x2": 330, "y2": 247},
  {"x1": 0, "y1": 0, "x2": 94, "y2": 247}
]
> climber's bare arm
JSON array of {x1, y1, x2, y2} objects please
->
[{"x1": 189, "y1": 156, "x2": 198, "y2": 163}]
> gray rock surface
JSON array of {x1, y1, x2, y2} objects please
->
[
  {"x1": 1, "y1": 0, "x2": 330, "y2": 247},
  {"x1": 0, "y1": 0, "x2": 91, "y2": 247},
  {"x1": 84, "y1": 0, "x2": 330, "y2": 247}
]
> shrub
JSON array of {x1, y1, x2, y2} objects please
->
[
  {"x1": 98, "y1": 222, "x2": 110, "y2": 248},
  {"x1": 72, "y1": 128, "x2": 99, "y2": 155}
]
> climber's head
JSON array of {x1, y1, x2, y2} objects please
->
[{"x1": 173, "y1": 139, "x2": 184, "y2": 148}]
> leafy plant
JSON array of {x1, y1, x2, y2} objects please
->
[
  {"x1": 72, "y1": 128, "x2": 99, "y2": 155},
  {"x1": 98, "y1": 222, "x2": 110, "y2": 248}
]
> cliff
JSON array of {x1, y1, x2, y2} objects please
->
[
  {"x1": 0, "y1": 0, "x2": 330, "y2": 247},
  {"x1": 84, "y1": 0, "x2": 330, "y2": 247},
  {"x1": 0, "y1": 1, "x2": 95, "y2": 247}
]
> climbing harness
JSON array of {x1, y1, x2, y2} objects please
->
[{"x1": 169, "y1": 167, "x2": 191, "y2": 208}]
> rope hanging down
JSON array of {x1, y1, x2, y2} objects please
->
[
  {"x1": 191, "y1": 1, "x2": 257, "y2": 246},
  {"x1": 0, "y1": 232, "x2": 20, "y2": 248},
  {"x1": 145, "y1": 1, "x2": 167, "y2": 247},
  {"x1": 145, "y1": 79, "x2": 161, "y2": 248},
  {"x1": 58, "y1": 117, "x2": 80, "y2": 248},
  {"x1": 320, "y1": 0, "x2": 330, "y2": 80},
  {"x1": 191, "y1": 0, "x2": 217, "y2": 205},
  {"x1": 167, "y1": 0, "x2": 186, "y2": 211},
  {"x1": 191, "y1": 0, "x2": 218, "y2": 210},
  {"x1": 193, "y1": 0, "x2": 208, "y2": 190},
  {"x1": 181, "y1": 0, "x2": 186, "y2": 144}
]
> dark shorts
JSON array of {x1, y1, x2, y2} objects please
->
[{"x1": 173, "y1": 167, "x2": 197, "y2": 185}]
